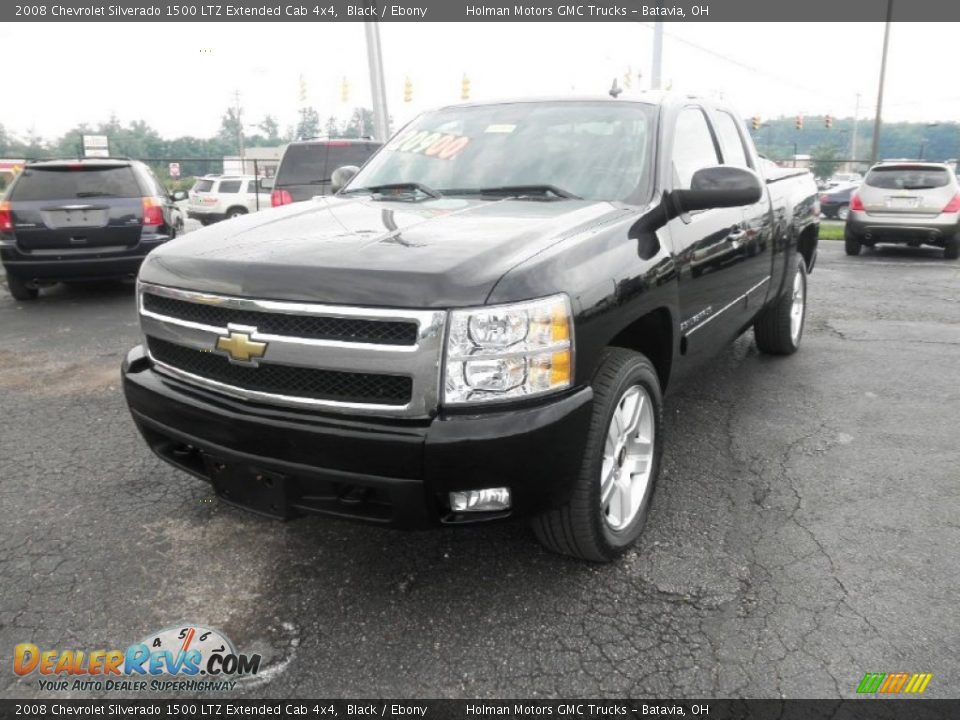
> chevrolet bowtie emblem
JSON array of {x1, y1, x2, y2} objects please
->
[{"x1": 215, "y1": 329, "x2": 267, "y2": 364}]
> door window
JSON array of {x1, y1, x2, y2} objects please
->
[
  {"x1": 672, "y1": 108, "x2": 720, "y2": 190},
  {"x1": 714, "y1": 112, "x2": 751, "y2": 169}
]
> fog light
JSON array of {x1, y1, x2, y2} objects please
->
[{"x1": 449, "y1": 487, "x2": 512, "y2": 512}]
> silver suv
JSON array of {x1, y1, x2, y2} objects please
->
[{"x1": 845, "y1": 162, "x2": 960, "y2": 259}]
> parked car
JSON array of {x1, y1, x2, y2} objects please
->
[
  {"x1": 845, "y1": 162, "x2": 960, "y2": 259},
  {"x1": 187, "y1": 175, "x2": 269, "y2": 225},
  {"x1": 122, "y1": 95, "x2": 819, "y2": 562},
  {"x1": 826, "y1": 172, "x2": 863, "y2": 189},
  {"x1": 820, "y1": 184, "x2": 857, "y2": 220},
  {"x1": 269, "y1": 138, "x2": 381, "y2": 206},
  {"x1": 0, "y1": 158, "x2": 183, "y2": 301}
]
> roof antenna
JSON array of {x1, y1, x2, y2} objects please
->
[{"x1": 609, "y1": 78, "x2": 622, "y2": 99}]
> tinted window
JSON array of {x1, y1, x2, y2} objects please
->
[
  {"x1": 10, "y1": 166, "x2": 140, "y2": 201},
  {"x1": 143, "y1": 167, "x2": 167, "y2": 198},
  {"x1": 194, "y1": 179, "x2": 214, "y2": 192},
  {"x1": 672, "y1": 108, "x2": 720, "y2": 189},
  {"x1": 326, "y1": 144, "x2": 375, "y2": 172},
  {"x1": 247, "y1": 179, "x2": 260, "y2": 193},
  {"x1": 715, "y1": 112, "x2": 750, "y2": 168},
  {"x1": 218, "y1": 180, "x2": 242, "y2": 193},
  {"x1": 276, "y1": 145, "x2": 328, "y2": 186},
  {"x1": 865, "y1": 167, "x2": 949, "y2": 190},
  {"x1": 349, "y1": 102, "x2": 655, "y2": 203}
]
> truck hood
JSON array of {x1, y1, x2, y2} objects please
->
[{"x1": 140, "y1": 195, "x2": 629, "y2": 307}]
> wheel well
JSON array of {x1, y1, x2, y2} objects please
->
[
  {"x1": 226, "y1": 206, "x2": 248, "y2": 215},
  {"x1": 799, "y1": 225, "x2": 818, "y2": 271},
  {"x1": 608, "y1": 307, "x2": 673, "y2": 392}
]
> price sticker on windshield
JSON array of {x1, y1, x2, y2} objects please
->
[{"x1": 391, "y1": 130, "x2": 471, "y2": 160}]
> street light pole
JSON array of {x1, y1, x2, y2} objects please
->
[
  {"x1": 364, "y1": 21, "x2": 391, "y2": 142},
  {"x1": 850, "y1": 92, "x2": 860, "y2": 171},
  {"x1": 870, "y1": 2, "x2": 893, "y2": 164}
]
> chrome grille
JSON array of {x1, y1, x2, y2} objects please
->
[
  {"x1": 138, "y1": 282, "x2": 446, "y2": 417},
  {"x1": 148, "y1": 338, "x2": 413, "y2": 405},
  {"x1": 142, "y1": 293, "x2": 418, "y2": 346}
]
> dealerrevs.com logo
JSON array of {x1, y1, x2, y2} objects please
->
[{"x1": 14, "y1": 625, "x2": 262, "y2": 693}]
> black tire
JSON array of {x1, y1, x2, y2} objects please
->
[
  {"x1": 945, "y1": 235, "x2": 959, "y2": 260},
  {"x1": 844, "y1": 229, "x2": 862, "y2": 256},
  {"x1": 532, "y1": 348, "x2": 663, "y2": 562},
  {"x1": 6, "y1": 274, "x2": 38, "y2": 301},
  {"x1": 226, "y1": 207, "x2": 248, "y2": 219},
  {"x1": 754, "y1": 258, "x2": 807, "y2": 355}
]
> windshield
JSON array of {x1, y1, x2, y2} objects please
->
[
  {"x1": 865, "y1": 167, "x2": 950, "y2": 190},
  {"x1": 346, "y1": 101, "x2": 656, "y2": 203}
]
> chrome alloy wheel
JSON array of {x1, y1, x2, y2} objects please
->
[
  {"x1": 790, "y1": 265, "x2": 806, "y2": 345},
  {"x1": 600, "y1": 385, "x2": 655, "y2": 531}
]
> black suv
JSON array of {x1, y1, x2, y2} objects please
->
[
  {"x1": 269, "y1": 138, "x2": 381, "y2": 207},
  {"x1": 0, "y1": 158, "x2": 183, "y2": 300}
]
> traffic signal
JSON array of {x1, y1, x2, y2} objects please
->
[
  {"x1": 340, "y1": 77, "x2": 349, "y2": 103},
  {"x1": 404, "y1": 76, "x2": 413, "y2": 103},
  {"x1": 795, "y1": 114, "x2": 804, "y2": 130},
  {"x1": 623, "y1": 67, "x2": 632, "y2": 89},
  {"x1": 752, "y1": 115, "x2": 761, "y2": 130},
  {"x1": 825, "y1": 114, "x2": 833, "y2": 129},
  {"x1": 461, "y1": 73, "x2": 471, "y2": 101}
]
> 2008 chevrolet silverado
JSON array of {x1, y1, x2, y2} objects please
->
[{"x1": 122, "y1": 95, "x2": 820, "y2": 561}]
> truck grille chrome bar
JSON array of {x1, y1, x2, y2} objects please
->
[{"x1": 137, "y1": 282, "x2": 446, "y2": 418}]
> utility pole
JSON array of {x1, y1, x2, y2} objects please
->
[
  {"x1": 850, "y1": 92, "x2": 860, "y2": 171},
  {"x1": 364, "y1": 21, "x2": 390, "y2": 141},
  {"x1": 871, "y1": 2, "x2": 893, "y2": 164},
  {"x1": 233, "y1": 90, "x2": 245, "y2": 172},
  {"x1": 651, "y1": 22, "x2": 663, "y2": 90}
]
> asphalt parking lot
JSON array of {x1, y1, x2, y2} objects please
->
[{"x1": 0, "y1": 240, "x2": 957, "y2": 699}]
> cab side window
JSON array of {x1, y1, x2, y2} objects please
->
[
  {"x1": 672, "y1": 108, "x2": 720, "y2": 190},
  {"x1": 714, "y1": 112, "x2": 751, "y2": 169}
]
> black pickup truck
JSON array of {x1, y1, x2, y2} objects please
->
[{"x1": 122, "y1": 95, "x2": 819, "y2": 562}]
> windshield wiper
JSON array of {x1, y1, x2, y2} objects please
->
[
  {"x1": 342, "y1": 182, "x2": 443, "y2": 199},
  {"x1": 444, "y1": 185, "x2": 581, "y2": 200},
  {"x1": 75, "y1": 192, "x2": 113, "y2": 198}
]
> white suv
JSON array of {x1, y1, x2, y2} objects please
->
[{"x1": 187, "y1": 175, "x2": 270, "y2": 225}]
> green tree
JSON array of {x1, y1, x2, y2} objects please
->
[
  {"x1": 811, "y1": 144, "x2": 840, "y2": 181},
  {"x1": 295, "y1": 107, "x2": 321, "y2": 140},
  {"x1": 257, "y1": 115, "x2": 281, "y2": 144},
  {"x1": 218, "y1": 107, "x2": 243, "y2": 156}
]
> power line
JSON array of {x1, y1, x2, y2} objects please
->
[{"x1": 638, "y1": 23, "x2": 853, "y2": 106}]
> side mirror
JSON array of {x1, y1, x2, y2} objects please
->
[
  {"x1": 171, "y1": 190, "x2": 188, "y2": 202},
  {"x1": 331, "y1": 165, "x2": 360, "y2": 194},
  {"x1": 258, "y1": 177, "x2": 274, "y2": 190},
  {"x1": 672, "y1": 166, "x2": 763, "y2": 215}
]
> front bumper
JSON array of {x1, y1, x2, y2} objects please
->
[
  {"x1": 187, "y1": 210, "x2": 226, "y2": 223},
  {"x1": 122, "y1": 345, "x2": 594, "y2": 528},
  {"x1": 846, "y1": 213, "x2": 958, "y2": 245}
]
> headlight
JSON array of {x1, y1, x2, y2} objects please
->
[{"x1": 444, "y1": 294, "x2": 573, "y2": 405}]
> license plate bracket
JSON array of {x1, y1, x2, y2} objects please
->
[{"x1": 205, "y1": 457, "x2": 293, "y2": 520}]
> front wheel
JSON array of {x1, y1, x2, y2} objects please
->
[
  {"x1": 754, "y1": 258, "x2": 807, "y2": 355},
  {"x1": 532, "y1": 348, "x2": 663, "y2": 562}
]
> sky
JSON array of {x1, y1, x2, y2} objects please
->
[{"x1": 1, "y1": 21, "x2": 957, "y2": 142}]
